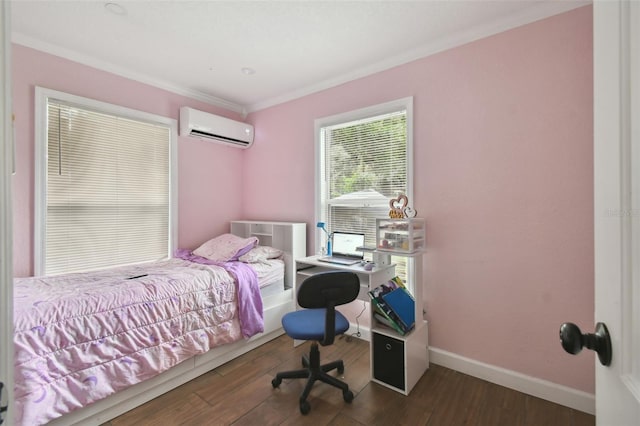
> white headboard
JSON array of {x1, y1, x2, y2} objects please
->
[{"x1": 230, "y1": 221, "x2": 306, "y2": 289}]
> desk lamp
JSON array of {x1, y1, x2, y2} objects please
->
[{"x1": 316, "y1": 222, "x2": 332, "y2": 255}]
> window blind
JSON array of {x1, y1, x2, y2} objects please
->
[
  {"x1": 319, "y1": 108, "x2": 409, "y2": 277},
  {"x1": 321, "y1": 110, "x2": 407, "y2": 236},
  {"x1": 45, "y1": 101, "x2": 170, "y2": 275},
  {"x1": 324, "y1": 111, "x2": 407, "y2": 200}
]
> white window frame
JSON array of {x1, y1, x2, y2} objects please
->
[
  {"x1": 34, "y1": 87, "x2": 178, "y2": 275},
  {"x1": 314, "y1": 97, "x2": 414, "y2": 254}
]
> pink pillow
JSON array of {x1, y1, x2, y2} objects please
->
[{"x1": 193, "y1": 234, "x2": 259, "y2": 262}]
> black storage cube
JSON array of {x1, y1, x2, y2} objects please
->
[{"x1": 372, "y1": 333, "x2": 405, "y2": 391}]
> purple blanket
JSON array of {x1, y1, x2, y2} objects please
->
[
  {"x1": 174, "y1": 249, "x2": 264, "y2": 337},
  {"x1": 13, "y1": 256, "x2": 265, "y2": 425}
]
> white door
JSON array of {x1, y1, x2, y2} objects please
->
[
  {"x1": 593, "y1": 1, "x2": 640, "y2": 424},
  {"x1": 0, "y1": 2, "x2": 13, "y2": 425}
]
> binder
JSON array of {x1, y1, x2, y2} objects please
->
[
  {"x1": 369, "y1": 296, "x2": 408, "y2": 335},
  {"x1": 381, "y1": 288, "x2": 415, "y2": 331},
  {"x1": 368, "y1": 277, "x2": 412, "y2": 335}
]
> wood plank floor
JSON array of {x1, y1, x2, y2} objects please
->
[{"x1": 104, "y1": 334, "x2": 595, "y2": 426}]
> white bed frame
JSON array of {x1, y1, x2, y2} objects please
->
[{"x1": 48, "y1": 220, "x2": 306, "y2": 426}]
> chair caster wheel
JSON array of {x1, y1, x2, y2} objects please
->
[
  {"x1": 337, "y1": 365, "x2": 344, "y2": 375},
  {"x1": 271, "y1": 377, "x2": 281, "y2": 388},
  {"x1": 299, "y1": 399, "x2": 311, "y2": 415},
  {"x1": 343, "y1": 390, "x2": 354, "y2": 403}
]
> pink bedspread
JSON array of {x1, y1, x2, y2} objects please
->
[{"x1": 13, "y1": 258, "x2": 264, "y2": 425}]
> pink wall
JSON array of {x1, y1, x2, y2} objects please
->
[
  {"x1": 11, "y1": 6, "x2": 594, "y2": 395},
  {"x1": 245, "y1": 6, "x2": 594, "y2": 393},
  {"x1": 12, "y1": 45, "x2": 246, "y2": 277}
]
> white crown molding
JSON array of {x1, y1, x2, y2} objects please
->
[
  {"x1": 11, "y1": 32, "x2": 244, "y2": 114},
  {"x1": 11, "y1": 1, "x2": 589, "y2": 115},
  {"x1": 246, "y1": 1, "x2": 590, "y2": 113}
]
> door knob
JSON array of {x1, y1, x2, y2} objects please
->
[{"x1": 559, "y1": 322, "x2": 612, "y2": 366}]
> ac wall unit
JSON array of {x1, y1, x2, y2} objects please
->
[{"x1": 179, "y1": 107, "x2": 254, "y2": 148}]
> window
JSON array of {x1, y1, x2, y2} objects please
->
[
  {"x1": 315, "y1": 97, "x2": 413, "y2": 274},
  {"x1": 35, "y1": 87, "x2": 177, "y2": 275}
]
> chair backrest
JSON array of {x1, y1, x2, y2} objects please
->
[{"x1": 297, "y1": 271, "x2": 360, "y2": 346}]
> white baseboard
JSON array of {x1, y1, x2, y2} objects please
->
[
  {"x1": 347, "y1": 323, "x2": 594, "y2": 415},
  {"x1": 345, "y1": 323, "x2": 371, "y2": 342},
  {"x1": 429, "y1": 347, "x2": 595, "y2": 415}
]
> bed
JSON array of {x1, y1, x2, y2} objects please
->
[{"x1": 13, "y1": 220, "x2": 306, "y2": 426}]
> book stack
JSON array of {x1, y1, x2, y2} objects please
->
[{"x1": 368, "y1": 276, "x2": 415, "y2": 335}]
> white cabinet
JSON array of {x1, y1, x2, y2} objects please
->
[
  {"x1": 369, "y1": 218, "x2": 428, "y2": 395},
  {"x1": 230, "y1": 221, "x2": 306, "y2": 290}
]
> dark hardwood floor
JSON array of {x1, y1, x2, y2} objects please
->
[{"x1": 104, "y1": 334, "x2": 595, "y2": 426}]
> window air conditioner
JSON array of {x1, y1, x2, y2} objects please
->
[{"x1": 179, "y1": 107, "x2": 254, "y2": 148}]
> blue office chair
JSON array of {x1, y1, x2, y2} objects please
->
[{"x1": 271, "y1": 271, "x2": 360, "y2": 415}]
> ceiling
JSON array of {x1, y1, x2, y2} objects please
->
[{"x1": 10, "y1": 0, "x2": 589, "y2": 114}]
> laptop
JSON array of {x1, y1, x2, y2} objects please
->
[{"x1": 318, "y1": 232, "x2": 365, "y2": 265}]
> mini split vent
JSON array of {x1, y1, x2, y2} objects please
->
[{"x1": 179, "y1": 107, "x2": 254, "y2": 148}]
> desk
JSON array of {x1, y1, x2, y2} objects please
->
[
  {"x1": 294, "y1": 255, "x2": 428, "y2": 395},
  {"x1": 295, "y1": 255, "x2": 396, "y2": 302}
]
